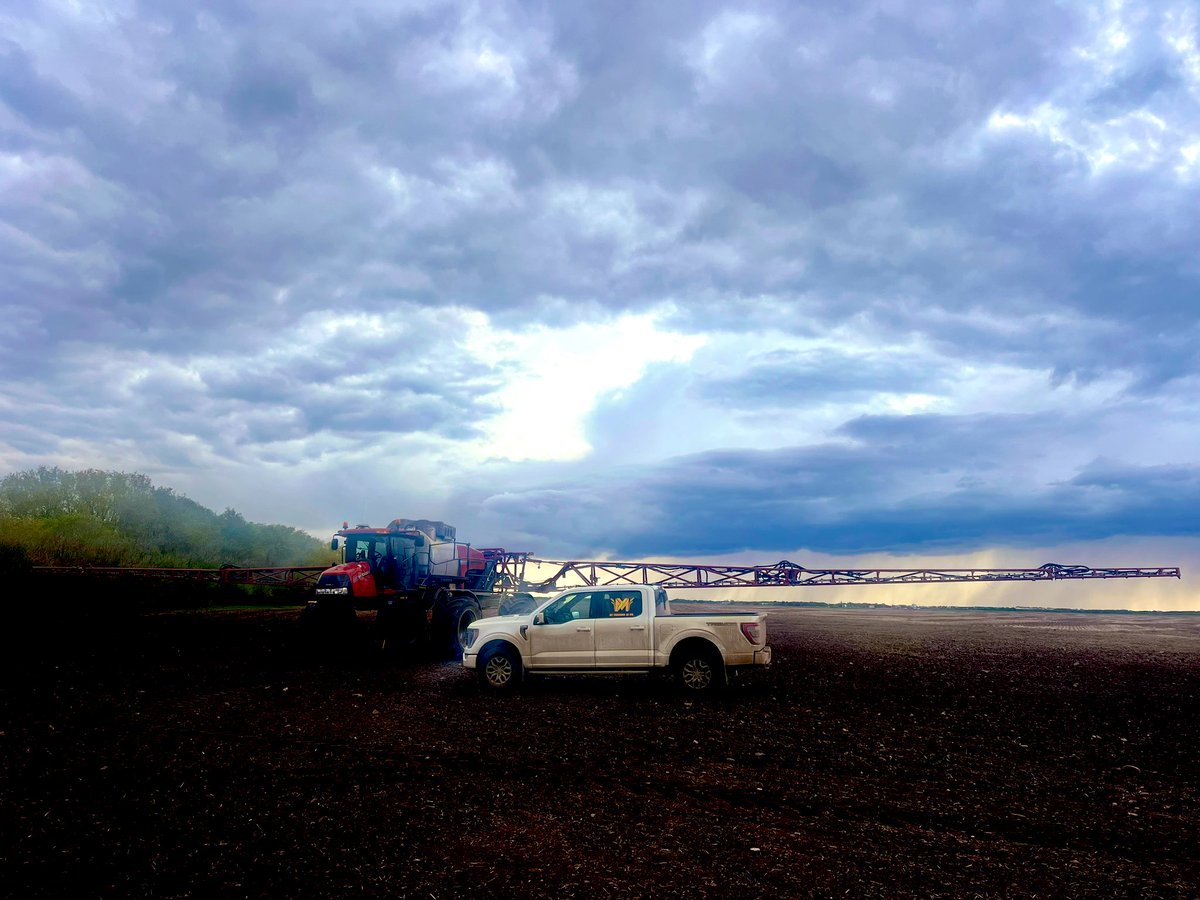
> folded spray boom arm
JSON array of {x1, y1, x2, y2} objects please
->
[{"x1": 517, "y1": 560, "x2": 1182, "y2": 592}]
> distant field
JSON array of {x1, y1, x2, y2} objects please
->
[{"x1": 2, "y1": 605, "x2": 1197, "y2": 897}]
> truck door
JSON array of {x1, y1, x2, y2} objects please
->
[
  {"x1": 528, "y1": 591, "x2": 596, "y2": 668},
  {"x1": 592, "y1": 589, "x2": 652, "y2": 667}
]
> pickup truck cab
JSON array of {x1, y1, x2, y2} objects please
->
[{"x1": 462, "y1": 585, "x2": 771, "y2": 693}]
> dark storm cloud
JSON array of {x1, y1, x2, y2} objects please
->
[
  {"x1": 704, "y1": 349, "x2": 946, "y2": 405},
  {"x1": 4, "y1": 0, "x2": 1193, "y2": 349},
  {"x1": 4, "y1": 302, "x2": 498, "y2": 473},
  {"x1": 0, "y1": 39, "x2": 85, "y2": 129},
  {"x1": 466, "y1": 417, "x2": 1200, "y2": 558}
]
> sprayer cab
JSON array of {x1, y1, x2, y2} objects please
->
[{"x1": 322, "y1": 519, "x2": 498, "y2": 597}]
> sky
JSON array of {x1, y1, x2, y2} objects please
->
[{"x1": 1, "y1": 0, "x2": 1197, "y2": 608}]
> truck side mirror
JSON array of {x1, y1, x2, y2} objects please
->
[
  {"x1": 330, "y1": 537, "x2": 339, "y2": 551},
  {"x1": 533, "y1": 612, "x2": 545, "y2": 626}
]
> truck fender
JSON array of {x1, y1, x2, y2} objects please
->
[
  {"x1": 477, "y1": 637, "x2": 524, "y2": 666},
  {"x1": 660, "y1": 630, "x2": 724, "y2": 667}
]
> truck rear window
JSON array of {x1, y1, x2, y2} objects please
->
[{"x1": 591, "y1": 590, "x2": 642, "y2": 618}]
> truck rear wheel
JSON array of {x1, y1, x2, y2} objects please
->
[
  {"x1": 673, "y1": 644, "x2": 726, "y2": 694},
  {"x1": 479, "y1": 645, "x2": 521, "y2": 693}
]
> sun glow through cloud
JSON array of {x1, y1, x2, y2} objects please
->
[{"x1": 471, "y1": 312, "x2": 707, "y2": 462}]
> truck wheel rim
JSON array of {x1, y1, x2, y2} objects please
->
[
  {"x1": 681, "y1": 658, "x2": 712, "y2": 689},
  {"x1": 485, "y1": 656, "x2": 512, "y2": 686}
]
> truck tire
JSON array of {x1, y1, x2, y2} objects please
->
[
  {"x1": 673, "y1": 643, "x2": 726, "y2": 694},
  {"x1": 498, "y1": 592, "x2": 538, "y2": 616},
  {"x1": 478, "y1": 644, "x2": 521, "y2": 693},
  {"x1": 431, "y1": 592, "x2": 482, "y2": 660}
]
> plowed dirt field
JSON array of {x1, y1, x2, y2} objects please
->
[{"x1": 3, "y1": 604, "x2": 1198, "y2": 897}]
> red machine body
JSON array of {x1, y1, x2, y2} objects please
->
[
  {"x1": 318, "y1": 518, "x2": 516, "y2": 602},
  {"x1": 304, "y1": 518, "x2": 532, "y2": 656}
]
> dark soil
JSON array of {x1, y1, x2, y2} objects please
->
[{"x1": 2, "y1": 602, "x2": 1198, "y2": 898}]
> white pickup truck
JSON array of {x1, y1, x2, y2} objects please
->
[{"x1": 461, "y1": 585, "x2": 771, "y2": 693}]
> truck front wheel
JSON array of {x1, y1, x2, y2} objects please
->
[{"x1": 479, "y1": 645, "x2": 521, "y2": 693}]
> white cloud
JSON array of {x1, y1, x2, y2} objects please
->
[
  {"x1": 986, "y1": 103, "x2": 1194, "y2": 175},
  {"x1": 686, "y1": 9, "x2": 776, "y2": 96}
]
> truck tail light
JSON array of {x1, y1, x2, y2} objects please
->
[{"x1": 740, "y1": 622, "x2": 762, "y2": 644}]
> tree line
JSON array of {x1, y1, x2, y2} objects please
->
[{"x1": 0, "y1": 468, "x2": 331, "y2": 569}]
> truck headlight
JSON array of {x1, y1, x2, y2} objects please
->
[{"x1": 464, "y1": 627, "x2": 479, "y2": 649}]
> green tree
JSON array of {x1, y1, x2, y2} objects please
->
[{"x1": 0, "y1": 468, "x2": 325, "y2": 568}]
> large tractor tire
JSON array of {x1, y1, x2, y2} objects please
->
[
  {"x1": 431, "y1": 591, "x2": 482, "y2": 660},
  {"x1": 298, "y1": 598, "x2": 357, "y2": 651},
  {"x1": 375, "y1": 602, "x2": 426, "y2": 654},
  {"x1": 498, "y1": 592, "x2": 538, "y2": 616}
]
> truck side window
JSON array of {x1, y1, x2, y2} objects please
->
[
  {"x1": 543, "y1": 592, "x2": 594, "y2": 624},
  {"x1": 592, "y1": 591, "x2": 642, "y2": 618}
]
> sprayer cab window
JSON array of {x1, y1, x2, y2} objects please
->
[{"x1": 348, "y1": 537, "x2": 390, "y2": 567}]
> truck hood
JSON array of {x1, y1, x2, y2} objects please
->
[{"x1": 484, "y1": 614, "x2": 528, "y2": 625}]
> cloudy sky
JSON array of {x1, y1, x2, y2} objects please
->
[{"x1": 2, "y1": 0, "x2": 1197, "y2": 607}]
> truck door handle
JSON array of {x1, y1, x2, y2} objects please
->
[
  {"x1": 629, "y1": 625, "x2": 646, "y2": 631},
  {"x1": 576, "y1": 627, "x2": 591, "y2": 633}
]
